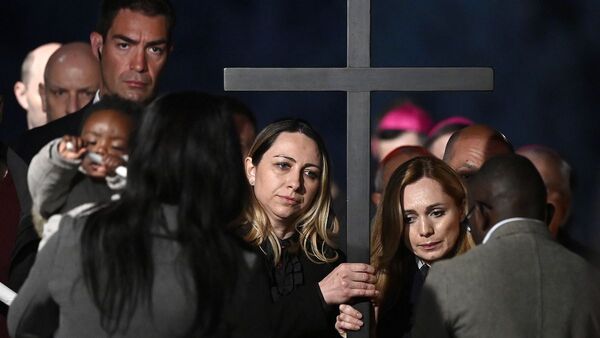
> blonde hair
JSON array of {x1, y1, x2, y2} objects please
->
[
  {"x1": 371, "y1": 156, "x2": 473, "y2": 303},
  {"x1": 243, "y1": 119, "x2": 339, "y2": 265}
]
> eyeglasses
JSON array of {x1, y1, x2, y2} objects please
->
[
  {"x1": 466, "y1": 200, "x2": 492, "y2": 221},
  {"x1": 465, "y1": 204, "x2": 477, "y2": 221},
  {"x1": 461, "y1": 205, "x2": 476, "y2": 233}
]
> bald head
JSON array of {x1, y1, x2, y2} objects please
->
[
  {"x1": 444, "y1": 124, "x2": 513, "y2": 181},
  {"x1": 372, "y1": 145, "x2": 432, "y2": 205},
  {"x1": 14, "y1": 43, "x2": 62, "y2": 129},
  {"x1": 40, "y1": 42, "x2": 101, "y2": 122},
  {"x1": 517, "y1": 145, "x2": 572, "y2": 237},
  {"x1": 468, "y1": 154, "x2": 547, "y2": 242}
]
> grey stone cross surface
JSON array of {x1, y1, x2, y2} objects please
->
[{"x1": 224, "y1": 0, "x2": 492, "y2": 336}]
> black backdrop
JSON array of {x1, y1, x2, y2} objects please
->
[{"x1": 1, "y1": 0, "x2": 598, "y2": 248}]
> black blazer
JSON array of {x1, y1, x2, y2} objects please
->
[
  {"x1": 10, "y1": 103, "x2": 91, "y2": 166},
  {"x1": 268, "y1": 248, "x2": 344, "y2": 338}
]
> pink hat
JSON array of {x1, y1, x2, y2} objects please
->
[
  {"x1": 377, "y1": 101, "x2": 433, "y2": 134},
  {"x1": 427, "y1": 116, "x2": 474, "y2": 137}
]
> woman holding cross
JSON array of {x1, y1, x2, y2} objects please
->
[{"x1": 241, "y1": 119, "x2": 378, "y2": 337}]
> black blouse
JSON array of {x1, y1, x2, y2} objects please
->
[{"x1": 260, "y1": 232, "x2": 344, "y2": 338}]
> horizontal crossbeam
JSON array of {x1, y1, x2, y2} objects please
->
[{"x1": 224, "y1": 67, "x2": 494, "y2": 92}]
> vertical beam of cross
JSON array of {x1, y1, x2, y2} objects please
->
[
  {"x1": 224, "y1": 1, "x2": 493, "y2": 336},
  {"x1": 346, "y1": 0, "x2": 370, "y2": 263},
  {"x1": 346, "y1": 2, "x2": 372, "y2": 336}
]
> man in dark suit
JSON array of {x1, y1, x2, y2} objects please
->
[
  {"x1": 412, "y1": 154, "x2": 600, "y2": 338},
  {"x1": 6, "y1": 0, "x2": 175, "y2": 291}
]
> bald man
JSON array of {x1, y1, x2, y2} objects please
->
[
  {"x1": 13, "y1": 43, "x2": 61, "y2": 129},
  {"x1": 443, "y1": 124, "x2": 513, "y2": 181},
  {"x1": 517, "y1": 145, "x2": 571, "y2": 238},
  {"x1": 39, "y1": 42, "x2": 101, "y2": 122},
  {"x1": 371, "y1": 145, "x2": 432, "y2": 205},
  {"x1": 413, "y1": 154, "x2": 600, "y2": 338}
]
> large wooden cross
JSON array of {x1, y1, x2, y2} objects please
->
[{"x1": 224, "y1": 0, "x2": 493, "y2": 335}]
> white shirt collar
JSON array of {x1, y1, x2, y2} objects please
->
[
  {"x1": 482, "y1": 217, "x2": 546, "y2": 244},
  {"x1": 416, "y1": 257, "x2": 430, "y2": 270}
]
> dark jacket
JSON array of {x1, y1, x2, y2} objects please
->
[{"x1": 258, "y1": 234, "x2": 344, "y2": 338}]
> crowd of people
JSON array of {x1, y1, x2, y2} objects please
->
[{"x1": 0, "y1": 0, "x2": 599, "y2": 337}]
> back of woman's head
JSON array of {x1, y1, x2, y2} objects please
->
[
  {"x1": 82, "y1": 91, "x2": 247, "y2": 335},
  {"x1": 128, "y1": 91, "x2": 247, "y2": 224}
]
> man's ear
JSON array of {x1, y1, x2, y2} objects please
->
[
  {"x1": 38, "y1": 83, "x2": 47, "y2": 112},
  {"x1": 545, "y1": 202, "x2": 555, "y2": 227},
  {"x1": 90, "y1": 32, "x2": 104, "y2": 60},
  {"x1": 244, "y1": 157, "x2": 256, "y2": 186},
  {"x1": 14, "y1": 81, "x2": 28, "y2": 110}
]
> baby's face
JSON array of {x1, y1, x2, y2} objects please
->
[{"x1": 80, "y1": 109, "x2": 132, "y2": 178}]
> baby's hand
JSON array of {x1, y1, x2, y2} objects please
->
[
  {"x1": 103, "y1": 154, "x2": 126, "y2": 177},
  {"x1": 58, "y1": 136, "x2": 86, "y2": 160}
]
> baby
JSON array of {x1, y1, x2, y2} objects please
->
[{"x1": 28, "y1": 96, "x2": 140, "y2": 248}]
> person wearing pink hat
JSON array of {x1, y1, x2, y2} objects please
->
[
  {"x1": 426, "y1": 116, "x2": 474, "y2": 159},
  {"x1": 371, "y1": 100, "x2": 433, "y2": 162}
]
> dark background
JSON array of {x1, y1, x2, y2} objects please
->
[{"x1": 0, "y1": 1, "x2": 598, "y2": 249}]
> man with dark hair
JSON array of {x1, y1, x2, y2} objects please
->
[
  {"x1": 90, "y1": 0, "x2": 174, "y2": 104},
  {"x1": 412, "y1": 154, "x2": 600, "y2": 338},
  {"x1": 11, "y1": 0, "x2": 174, "y2": 164},
  {"x1": 6, "y1": 0, "x2": 176, "y2": 292},
  {"x1": 443, "y1": 124, "x2": 513, "y2": 181},
  {"x1": 95, "y1": 0, "x2": 175, "y2": 43}
]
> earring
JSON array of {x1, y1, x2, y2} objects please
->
[
  {"x1": 460, "y1": 218, "x2": 471, "y2": 232},
  {"x1": 249, "y1": 179, "x2": 255, "y2": 186}
]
